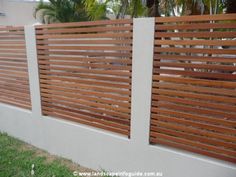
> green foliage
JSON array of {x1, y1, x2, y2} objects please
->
[
  {"x1": 0, "y1": 133, "x2": 77, "y2": 177},
  {"x1": 85, "y1": 0, "x2": 147, "y2": 19},
  {"x1": 116, "y1": 0, "x2": 148, "y2": 18},
  {"x1": 159, "y1": 0, "x2": 225, "y2": 16},
  {"x1": 34, "y1": 0, "x2": 88, "y2": 24},
  {"x1": 129, "y1": 0, "x2": 147, "y2": 17},
  {"x1": 0, "y1": 133, "x2": 116, "y2": 177},
  {"x1": 34, "y1": 0, "x2": 229, "y2": 23},
  {"x1": 84, "y1": 0, "x2": 109, "y2": 20}
]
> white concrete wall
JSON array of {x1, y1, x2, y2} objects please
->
[
  {"x1": 0, "y1": 18, "x2": 235, "y2": 177},
  {"x1": 0, "y1": 0, "x2": 38, "y2": 26}
]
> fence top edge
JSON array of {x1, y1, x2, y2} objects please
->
[
  {"x1": 35, "y1": 19, "x2": 133, "y2": 29},
  {"x1": 155, "y1": 13, "x2": 236, "y2": 23},
  {"x1": 0, "y1": 26, "x2": 24, "y2": 30}
]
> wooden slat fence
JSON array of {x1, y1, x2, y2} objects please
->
[
  {"x1": 150, "y1": 13, "x2": 236, "y2": 163},
  {"x1": 0, "y1": 26, "x2": 31, "y2": 109},
  {"x1": 36, "y1": 19, "x2": 133, "y2": 136}
]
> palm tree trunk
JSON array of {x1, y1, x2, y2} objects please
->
[
  {"x1": 146, "y1": 0, "x2": 160, "y2": 17},
  {"x1": 116, "y1": 0, "x2": 129, "y2": 19}
]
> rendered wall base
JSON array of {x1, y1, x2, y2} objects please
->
[{"x1": 0, "y1": 103, "x2": 235, "y2": 177}]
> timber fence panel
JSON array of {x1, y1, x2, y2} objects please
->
[
  {"x1": 35, "y1": 19, "x2": 133, "y2": 136},
  {"x1": 150, "y1": 13, "x2": 236, "y2": 163},
  {"x1": 0, "y1": 26, "x2": 31, "y2": 109}
]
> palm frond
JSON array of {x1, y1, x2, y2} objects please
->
[{"x1": 34, "y1": 0, "x2": 89, "y2": 24}]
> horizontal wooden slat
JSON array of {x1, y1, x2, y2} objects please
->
[
  {"x1": 152, "y1": 94, "x2": 236, "y2": 113},
  {"x1": 42, "y1": 98, "x2": 129, "y2": 120},
  {"x1": 38, "y1": 60, "x2": 131, "y2": 70},
  {"x1": 39, "y1": 65, "x2": 131, "y2": 77},
  {"x1": 44, "y1": 103, "x2": 129, "y2": 129},
  {"x1": 41, "y1": 86, "x2": 130, "y2": 102},
  {"x1": 156, "y1": 22, "x2": 236, "y2": 30},
  {"x1": 0, "y1": 36, "x2": 25, "y2": 40},
  {"x1": 0, "y1": 41, "x2": 25, "y2": 44},
  {"x1": 155, "y1": 13, "x2": 236, "y2": 22},
  {"x1": 155, "y1": 40, "x2": 236, "y2": 46},
  {"x1": 151, "y1": 128, "x2": 236, "y2": 157},
  {"x1": 37, "y1": 50, "x2": 132, "y2": 57},
  {"x1": 0, "y1": 84, "x2": 30, "y2": 93},
  {"x1": 36, "y1": 26, "x2": 132, "y2": 34},
  {"x1": 38, "y1": 56, "x2": 132, "y2": 64},
  {"x1": 157, "y1": 100, "x2": 236, "y2": 118},
  {"x1": 44, "y1": 110, "x2": 129, "y2": 136},
  {"x1": 0, "y1": 49, "x2": 26, "y2": 54},
  {"x1": 157, "y1": 107, "x2": 234, "y2": 129},
  {"x1": 153, "y1": 75, "x2": 236, "y2": 88},
  {"x1": 0, "y1": 31, "x2": 24, "y2": 35},
  {"x1": 36, "y1": 19, "x2": 132, "y2": 29},
  {"x1": 0, "y1": 86, "x2": 29, "y2": 97},
  {"x1": 37, "y1": 45, "x2": 132, "y2": 51},
  {"x1": 0, "y1": 26, "x2": 24, "y2": 30},
  {"x1": 152, "y1": 103, "x2": 236, "y2": 124},
  {"x1": 155, "y1": 31, "x2": 236, "y2": 38},
  {"x1": 39, "y1": 75, "x2": 130, "y2": 89},
  {"x1": 151, "y1": 119, "x2": 235, "y2": 143},
  {"x1": 37, "y1": 39, "x2": 132, "y2": 45},
  {"x1": 36, "y1": 33, "x2": 132, "y2": 39},
  {"x1": 0, "y1": 54, "x2": 27, "y2": 58},
  {"x1": 40, "y1": 80, "x2": 129, "y2": 95},
  {"x1": 42, "y1": 102, "x2": 129, "y2": 124},
  {"x1": 0, "y1": 95, "x2": 30, "y2": 106},
  {"x1": 41, "y1": 92, "x2": 130, "y2": 114},
  {"x1": 154, "y1": 54, "x2": 236, "y2": 63},
  {"x1": 155, "y1": 61, "x2": 236, "y2": 71},
  {"x1": 0, "y1": 76, "x2": 29, "y2": 84},
  {"x1": 152, "y1": 106, "x2": 235, "y2": 128},
  {"x1": 0, "y1": 61, "x2": 27, "y2": 67},
  {"x1": 153, "y1": 82, "x2": 236, "y2": 97},
  {"x1": 152, "y1": 126, "x2": 236, "y2": 149},
  {"x1": 153, "y1": 88, "x2": 236, "y2": 104},
  {"x1": 0, "y1": 68, "x2": 28, "y2": 76},
  {"x1": 40, "y1": 89, "x2": 129, "y2": 108},
  {"x1": 155, "y1": 47, "x2": 236, "y2": 55},
  {"x1": 40, "y1": 70, "x2": 130, "y2": 83},
  {"x1": 154, "y1": 68, "x2": 236, "y2": 80},
  {"x1": 0, "y1": 45, "x2": 26, "y2": 49},
  {"x1": 150, "y1": 133, "x2": 236, "y2": 163},
  {"x1": 0, "y1": 97, "x2": 31, "y2": 109}
]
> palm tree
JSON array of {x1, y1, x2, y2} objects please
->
[
  {"x1": 129, "y1": 0, "x2": 147, "y2": 17},
  {"x1": 146, "y1": 0, "x2": 161, "y2": 17},
  {"x1": 34, "y1": 0, "x2": 88, "y2": 24}
]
